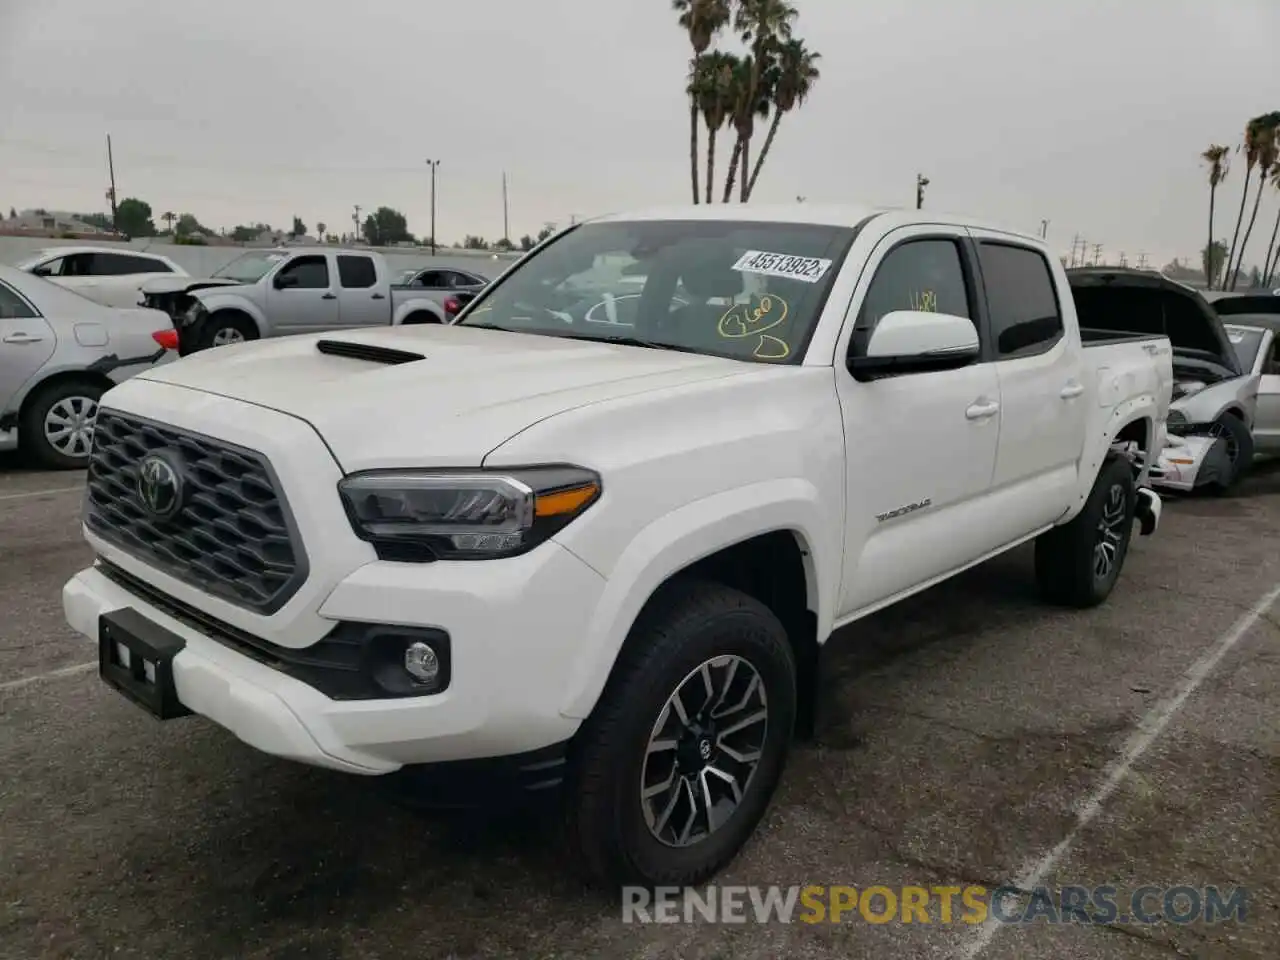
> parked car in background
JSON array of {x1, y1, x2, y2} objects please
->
[
  {"x1": 16, "y1": 246, "x2": 189, "y2": 310},
  {"x1": 1067, "y1": 268, "x2": 1259, "y2": 492},
  {"x1": 0, "y1": 264, "x2": 177, "y2": 468},
  {"x1": 66, "y1": 205, "x2": 1170, "y2": 887},
  {"x1": 139, "y1": 248, "x2": 453, "y2": 354},
  {"x1": 1207, "y1": 293, "x2": 1280, "y2": 457},
  {"x1": 397, "y1": 266, "x2": 489, "y2": 292}
]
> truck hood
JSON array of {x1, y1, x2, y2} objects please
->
[
  {"x1": 139, "y1": 276, "x2": 245, "y2": 297},
  {"x1": 133, "y1": 325, "x2": 753, "y2": 470}
]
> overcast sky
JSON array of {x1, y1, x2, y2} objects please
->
[{"x1": 2, "y1": 0, "x2": 1278, "y2": 267}]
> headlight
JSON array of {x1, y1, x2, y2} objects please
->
[
  {"x1": 1171, "y1": 380, "x2": 1205, "y2": 401},
  {"x1": 337, "y1": 466, "x2": 601, "y2": 561}
]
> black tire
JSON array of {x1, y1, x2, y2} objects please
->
[
  {"x1": 564, "y1": 580, "x2": 797, "y2": 888},
  {"x1": 1034, "y1": 454, "x2": 1135, "y2": 608},
  {"x1": 401, "y1": 311, "x2": 442, "y2": 325},
  {"x1": 20, "y1": 379, "x2": 105, "y2": 470},
  {"x1": 1204, "y1": 412, "x2": 1253, "y2": 495},
  {"x1": 196, "y1": 312, "x2": 258, "y2": 351}
]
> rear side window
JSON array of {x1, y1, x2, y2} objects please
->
[
  {"x1": 413, "y1": 270, "x2": 446, "y2": 288},
  {"x1": 338, "y1": 255, "x2": 377, "y2": 288},
  {"x1": 0, "y1": 281, "x2": 38, "y2": 319},
  {"x1": 977, "y1": 243, "x2": 1064, "y2": 358},
  {"x1": 120, "y1": 254, "x2": 171, "y2": 274}
]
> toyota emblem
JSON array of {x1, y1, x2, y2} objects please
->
[{"x1": 136, "y1": 452, "x2": 184, "y2": 519}]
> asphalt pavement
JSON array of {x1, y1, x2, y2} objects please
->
[{"x1": 1, "y1": 453, "x2": 1277, "y2": 960}]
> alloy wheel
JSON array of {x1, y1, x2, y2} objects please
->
[
  {"x1": 640, "y1": 655, "x2": 769, "y2": 848},
  {"x1": 1093, "y1": 483, "x2": 1127, "y2": 580},
  {"x1": 212, "y1": 327, "x2": 246, "y2": 346}
]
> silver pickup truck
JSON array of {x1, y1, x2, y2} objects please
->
[{"x1": 140, "y1": 249, "x2": 471, "y2": 354}]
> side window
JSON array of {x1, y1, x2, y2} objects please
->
[
  {"x1": 62, "y1": 253, "x2": 93, "y2": 277},
  {"x1": 277, "y1": 255, "x2": 330, "y2": 289},
  {"x1": 31, "y1": 256, "x2": 64, "y2": 277},
  {"x1": 337, "y1": 255, "x2": 377, "y2": 289},
  {"x1": 85, "y1": 253, "x2": 133, "y2": 276},
  {"x1": 854, "y1": 239, "x2": 972, "y2": 353},
  {"x1": 122, "y1": 255, "x2": 171, "y2": 274},
  {"x1": 414, "y1": 271, "x2": 446, "y2": 288},
  {"x1": 0, "y1": 281, "x2": 38, "y2": 319},
  {"x1": 977, "y1": 242, "x2": 1064, "y2": 358}
]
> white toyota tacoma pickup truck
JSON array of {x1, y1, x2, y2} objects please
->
[{"x1": 64, "y1": 205, "x2": 1171, "y2": 887}]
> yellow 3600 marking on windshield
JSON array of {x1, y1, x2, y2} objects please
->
[
  {"x1": 907, "y1": 289, "x2": 938, "y2": 313},
  {"x1": 718, "y1": 295, "x2": 789, "y2": 338},
  {"x1": 718, "y1": 296, "x2": 792, "y2": 359}
]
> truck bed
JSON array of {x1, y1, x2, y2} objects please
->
[{"x1": 1080, "y1": 328, "x2": 1169, "y2": 348}]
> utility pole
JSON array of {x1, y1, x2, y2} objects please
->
[
  {"x1": 105, "y1": 134, "x2": 118, "y2": 230},
  {"x1": 1069, "y1": 234, "x2": 1081, "y2": 267},
  {"x1": 1040, "y1": 219, "x2": 1049, "y2": 239},
  {"x1": 352, "y1": 205, "x2": 362, "y2": 242},
  {"x1": 1119, "y1": 252, "x2": 1128, "y2": 268},
  {"x1": 425, "y1": 159, "x2": 440, "y2": 255},
  {"x1": 501, "y1": 170, "x2": 510, "y2": 245},
  {"x1": 1137, "y1": 252, "x2": 1148, "y2": 269},
  {"x1": 915, "y1": 173, "x2": 929, "y2": 210},
  {"x1": 1092, "y1": 243, "x2": 1103, "y2": 266}
]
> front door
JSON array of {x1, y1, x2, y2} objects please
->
[
  {"x1": 267, "y1": 255, "x2": 339, "y2": 334},
  {"x1": 834, "y1": 229, "x2": 1002, "y2": 618},
  {"x1": 1255, "y1": 332, "x2": 1280, "y2": 454}
]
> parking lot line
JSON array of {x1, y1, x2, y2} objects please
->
[
  {"x1": 0, "y1": 485, "x2": 85, "y2": 502},
  {"x1": 960, "y1": 578, "x2": 1280, "y2": 959},
  {"x1": 0, "y1": 660, "x2": 96, "y2": 693}
]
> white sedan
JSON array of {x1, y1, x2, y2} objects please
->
[
  {"x1": 16, "y1": 245, "x2": 188, "y2": 309},
  {"x1": 0, "y1": 264, "x2": 178, "y2": 468}
]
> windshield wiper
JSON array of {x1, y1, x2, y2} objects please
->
[{"x1": 556, "y1": 333, "x2": 703, "y2": 354}]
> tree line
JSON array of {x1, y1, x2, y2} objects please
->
[
  {"x1": 1202, "y1": 111, "x2": 1280, "y2": 290},
  {"x1": 675, "y1": 0, "x2": 821, "y2": 204}
]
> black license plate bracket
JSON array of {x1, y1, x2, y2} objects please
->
[{"x1": 98, "y1": 607, "x2": 192, "y2": 720}]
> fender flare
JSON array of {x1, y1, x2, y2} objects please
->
[
  {"x1": 1065, "y1": 398, "x2": 1157, "y2": 522},
  {"x1": 392, "y1": 297, "x2": 445, "y2": 325},
  {"x1": 193, "y1": 294, "x2": 267, "y2": 336},
  {"x1": 556, "y1": 479, "x2": 838, "y2": 720}
]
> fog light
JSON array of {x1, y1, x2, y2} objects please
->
[{"x1": 404, "y1": 641, "x2": 440, "y2": 684}]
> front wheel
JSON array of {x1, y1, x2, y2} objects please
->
[
  {"x1": 564, "y1": 581, "x2": 796, "y2": 887},
  {"x1": 1204, "y1": 412, "x2": 1253, "y2": 495},
  {"x1": 197, "y1": 312, "x2": 258, "y2": 351},
  {"x1": 1035, "y1": 454, "x2": 1135, "y2": 608}
]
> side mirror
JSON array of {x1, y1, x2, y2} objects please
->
[
  {"x1": 849, "y1": 310, "x2": 980, "y2": 381},
  {"x1": 274, "y1": 272, "x2": 298, "y2": 289}
]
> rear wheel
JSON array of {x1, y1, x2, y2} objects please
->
[
  {"x1": 1204, "y1": 412, "x2": 1253, "y2": 495},
  {"x1": 20, "y1": 379, "x2": 104, "y2": 470},
  {"x1": 401, "y1": 311, "x2": 442, "y2": 325},
  {"x1": 564, "y1": 581, "x2": 796, "y2": 887},
  {"x1": 1035, "y1": 454, "x2": 1135, "y2": 608}
]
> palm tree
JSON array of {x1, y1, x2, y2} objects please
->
[
  {"x1": 694, "y1": 51, "x2": 739, "y2": 204},
  {"x1": 1200, "y1": 145, "x2": 1230, "y2": 287},
  {"x1": 744, "y1": 37, "x2": 820, "y2": 201},
  {"x1": 162, "y1": 211, "x2": 176, "y2": 233},
  {"x1": 1262, "y1": 167, "x2": 1280, "y2": 286},
  {"x1": 1222, "y1": 119, "x2": 1267, "y2": 289},
  {"x1": 1228, "y1": 112, "x2": 1280, "y2": 290},
  {"x1": 673, "y1": 0, "x2": 732, "y2": 204},
  {"x1": 720, "y1": 54, "x2": 771, "y2": 202},
  {"x1": 730, "y1": 0, "x2": 797, "y2": 202}
]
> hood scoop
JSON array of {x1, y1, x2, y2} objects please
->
[{"x1": 316, "y1": 339, "x2": 425, "y2": 365}]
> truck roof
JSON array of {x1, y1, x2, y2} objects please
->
[{"x1": 588, "y1": 204, "x2": 1045, "y2": 244}]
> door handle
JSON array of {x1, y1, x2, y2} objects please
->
[
  {"x1": 371, "y1": 293, "x2": 386, "y2": 300},
  {"x1": 1060, "y1": 381, "x2": 1084, "y2": 399},
  {"x1": 965, "y1": 399, "x2": 1000, "y2": 420},
  {"x1": 321, "y1": 293, "x2": 337, "y2": 300},
  {"x1": 2, "y1": 333, "x2": 44, "y2": 344}
]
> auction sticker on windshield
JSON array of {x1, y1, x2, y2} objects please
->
[{"x1": 732, "y1": 250, "x2": 833, "y2": 283}]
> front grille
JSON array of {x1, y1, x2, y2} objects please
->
[{"x1": 85, "y1": 410, "x2": 308, "y2": 614}]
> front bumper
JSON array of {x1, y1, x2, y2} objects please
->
[{"x1": 1149, "y1": 434, "x2": 1229, "y2": 492}]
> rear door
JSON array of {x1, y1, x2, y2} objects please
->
[
  {"x1": 1256, "y1": 329, "x2": 1280, "y2": 453},
  {"x1": 335, "y1": 254, "x2": 387, "y2": 327},
  {"x1": 0, "y1": 279, "x2": 56, "y2": 414},
  {"x1": 88, "y1": 252, "x2": 176, "y2": 308},
  {"x1": 968, "y1": 231, "x2": 1086, "y2": 536},
  {"x1": 266, "y1": 254, "x2": 339, "y2": 334}
]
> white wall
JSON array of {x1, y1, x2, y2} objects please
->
[{"x1": 0, "y1": 236, "x2": 522, "y2": 278}]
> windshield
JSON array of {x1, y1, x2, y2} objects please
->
[
  {"x1": 212, "y1": 251, "x2": 288, "y2": 283},
  {"x1": 456, "y1": 219, "x2": 856, "y2": 363},
  {"x1": 1224, "y1": 324, "x2": 1266, "y2": 371}
]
